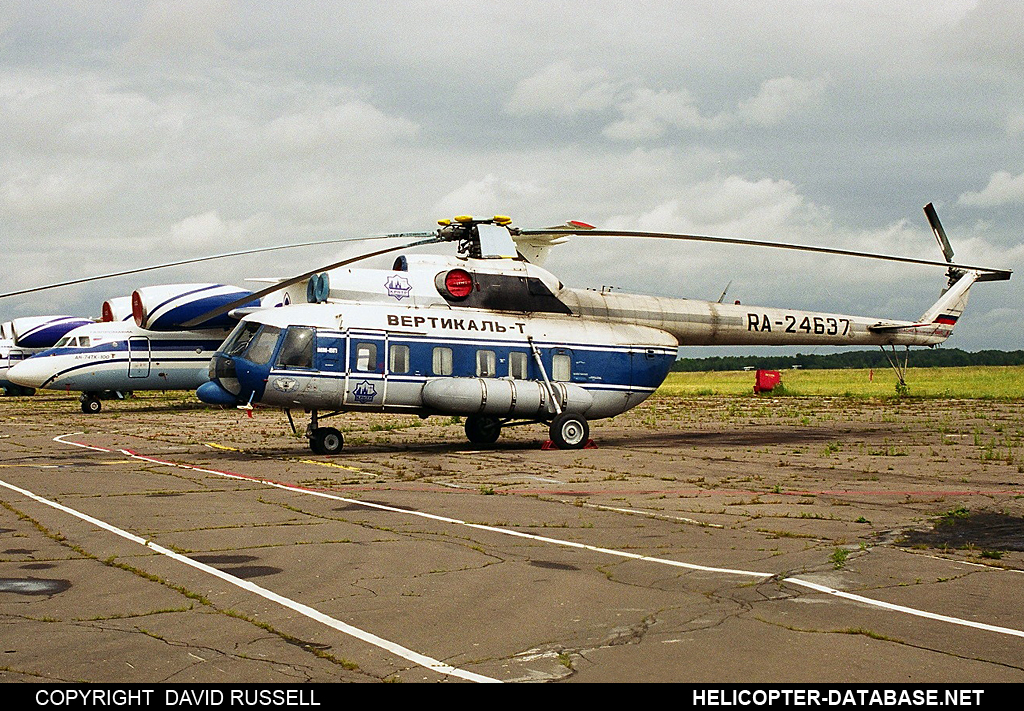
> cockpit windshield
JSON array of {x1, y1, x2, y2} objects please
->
[
  {"x1": 54, "y1": 336, "x2": 91, "y2": 348},
  {"x1": 222, "y1": 322, "x2": 258, "y2": 356}
]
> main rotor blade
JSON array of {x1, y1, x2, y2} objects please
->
[
  {"x1": 519, "y1": 228, "x2": 1011, "y2": 280},
  {"x1": 0, "y1": 235, "x2": 402, "y2": 300},
  {"x1": 178, "y1": 235, "x2": 444, "y2": 328}
]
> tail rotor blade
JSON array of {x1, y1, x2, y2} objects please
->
[{"x1": 924, "y1": 202, "x2": 955, "y2": 263}]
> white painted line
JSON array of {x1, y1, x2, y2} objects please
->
[
  {"x1": 96, "y1": 440, "x2": 774, "y2": 579},
  {"x1": 1, "y1": 469, "x2": 499, "y2": 684},
  {"x1": 51, "y1": 433, "x2": 1024, "y2": 641},
  {"x1": 783, "y1": 578, "x2": 1024, "y2": 639},
  {"x1": 579, "y1": 502, "x2": 725, "y2": 528}
]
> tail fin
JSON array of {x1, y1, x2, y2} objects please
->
[
  {"x1": 917, "y1": 270, "x2": 978, "y2": 338},
  {"x1": 869, "y1": 270, "x2": 978, "y2": 343}
]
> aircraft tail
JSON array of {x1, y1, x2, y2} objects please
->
[
  {"x1": 868, "y1": 270, "x2": 977, "y2": 343},
  {"x1": 918, "y1": 270, "x2": 977, "y2": 334}
]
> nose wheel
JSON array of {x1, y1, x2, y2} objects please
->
[
  {"x1": 81, "y1": 394, "x2": 102, "y2": 414},
  {"x1": 309, "y1": 427, "x2": 344, "y2": 455}
]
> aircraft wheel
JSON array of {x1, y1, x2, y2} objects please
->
[
  {"x1": 81, "y1": 396, "x2": 102, "y2": 414},
  {"x1": 549, "y1": 413, "x2": 589, "y2": 449},
  {"x1": 309, "y1": 427, "x2": 344, "y2": 455},
  {"x1": 464, "y1": 415, "x2": 501, "y2": 444}
]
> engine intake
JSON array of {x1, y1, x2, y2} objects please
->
[{"x1": 132, "y1": 284, "x2": 258, "y2": 331}]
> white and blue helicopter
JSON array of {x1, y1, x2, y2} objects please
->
[
  {"x1": 3, "y1": 205, "x2": 1010, "y2": 451},
  {"x1": 1, "y1": 315, "x2": 93, "y2": 396},
  {"x1": 172, "y1": 205, "x2": 1007, "y2": 453},
  {"x1": 5, "y1": 284, "x2": 264, "y2": 413}
]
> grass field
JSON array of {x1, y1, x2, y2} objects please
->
[{"x1": 656, "y1": 365, "x2": 1024, "y2": 399}]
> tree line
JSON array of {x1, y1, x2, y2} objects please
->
[{"x1": 671, "y1": 349, "x2": 1024, "y2": 372}]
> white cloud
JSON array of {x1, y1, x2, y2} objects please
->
[
  {"x1": 736, "y1": 75, "x2": 831, "y2": 126},
  {"x1": 121, "y1": 0, "x2": 239, "y2": 62},
  {"x1": 603, "y1": 88, "x2": 726, "y2": 141},
  {"x1": 434, "y1": 175, "x2": 543, "y2": 218},
  {"x1": 1, "y1": 167, "x2": 114, "y2": 216},
  {"x1": 506, "y1": 61, "x2": 621, "y2": 116},
  {"x1": 264, "y1": 100, "x2": 419, "y2": 155},
  {"x1": 959, "y1": 170, "x2": 1024, "y2": 206}
]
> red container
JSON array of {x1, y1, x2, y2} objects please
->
[{"x1": 754, "y1": 370, "x2": 782, "y2": 393}]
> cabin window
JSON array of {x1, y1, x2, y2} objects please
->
[
  {"x1": 551, "y1": 353, "x2": 571, "y2": 382},
  {"x1": 432, "y1": 347, "x2": 452, "y2": 376},
  {"x1": 355, "y1": 343, "x2": 378, "y2": 372},
  {"x1": 476, "y1": 350, "x2": 496, "y2": 378},
  {"x1": 276, "y1": 327, "x2": 315, "y2": 369},
  {"x1": 245, "y1": 326, "x2": 280, "y2": 365},
  {"x1": 508, "y1": 351, "x2": 528, "y2": 379},
  {"x1": 390, "y1": 344, "x2": 410, "y2": 374}
]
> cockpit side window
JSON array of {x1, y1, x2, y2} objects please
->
[
  {"x1": 276, "y1": 327, "x2": 315, "y2": 369},
  {"x1": 78, "y1": 336, "x2": 90, "y2": 348},
  {"x1": 245, "y1": 326, "x2": 281, "y2": 365}
]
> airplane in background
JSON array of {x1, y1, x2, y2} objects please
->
[
  {"x1": 1, "y1": 315, "x2": 93, "y2": 396},
  {"x1": 7, "y1": 283, "x2": 266, "y2": 412}
]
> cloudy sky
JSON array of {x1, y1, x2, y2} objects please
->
[{"x1": 2, "y1": 0, "x2": 1022, "y2": 355}]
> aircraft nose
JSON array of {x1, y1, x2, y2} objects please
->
[
  {"x1": 7, "y1": 357, "x2": 53, "y2": 388},
  {"x1": 197, "y1": 380, "x2": 240, "y2": 406}
]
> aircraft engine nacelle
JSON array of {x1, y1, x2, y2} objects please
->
[
  {"x1": 10, "y1": 315, "x2": 94, "y2": 349},
  {"x1": 132, "y1": 283, "x2": 259, "y2": 331},
  {"x1": 101, "y1": 296, "x2": 133, "y2": 322},
  {"x1": 421, "y1": 378, "x2": 593, "y2": 417}
]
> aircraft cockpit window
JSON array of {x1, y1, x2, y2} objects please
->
[
  {"x1": 223, "y1": 322, "x2": 261, "y2": 356},
  {"x1": 476, "y1": 350, "x2": 496, "y2": 378},
  {"x1": 276, "y1": 327, "x2": 315, "y2": 369},
  {"x1": 509, "y1": 351, "x2": 528, "y2": 379},
  {"x1": 78, "y1": 336, "x2": 90, "y2": 348},
  {"x1": 355, "y1": 343, "x2": 378, "y2": 371},
  {"x1": 245, "y1": 326, "x2": 281, "y2": 365},
  {"x1": 552, "y1": 353, "x2": 571, "y2": 382},
  {"x1": 55, "y1": 336, "x2": 72, "y2": 348}
]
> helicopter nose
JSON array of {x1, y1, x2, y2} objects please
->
[
  {"x1": 197, "y1": 380, "x2": 240, "y2": 406},
  {"x1": 7, "y1": 357, "x2": 53, "y2": 388}
]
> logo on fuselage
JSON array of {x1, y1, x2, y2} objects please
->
[
  {"x1": 352, "y1": 380, "x2": 377, "y2": 403},
  {"x1": 271, "y1": 376, "x2": 299, "y2": 393},
  {"x1": 384, "y1": 275, "x2": 412, "y2": 301}
]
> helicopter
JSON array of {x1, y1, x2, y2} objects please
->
[
  {"x1": 2, "y1": 206, "x2": 1010, "y2": 452},
  {"x1": 168, "y1": 205, "x2": 1008, "y2": 454}
]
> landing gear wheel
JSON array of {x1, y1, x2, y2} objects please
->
[
  {"x1": 464, "y1": 415, "x2": 501, "y2": 444},
  {"x1": 81, "y1": 396, "x2": 102, "y2": 414},
  {"x1": 309, "y1": 427, "x2": 343, "y2": 455},
  {"x1": 549, "y1": 413, "x2": 589, "y2": 449}
]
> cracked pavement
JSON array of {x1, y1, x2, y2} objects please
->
[{"x1": 1, "y1": 391, "x2": 1022, "y2": 682}]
